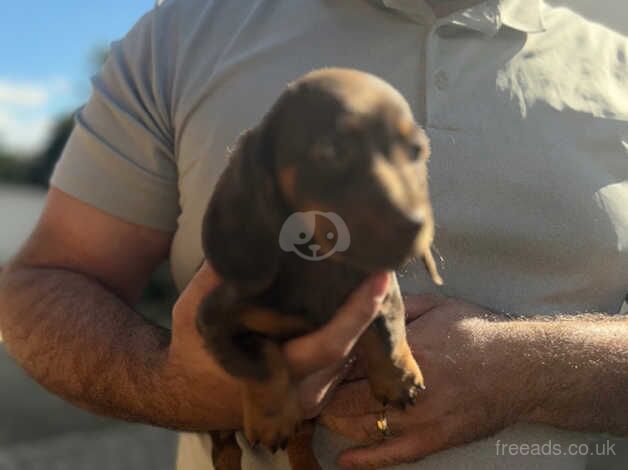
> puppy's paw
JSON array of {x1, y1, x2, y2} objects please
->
[
  {"x1": 243, "y1": 388, "x2": 302, "y2": 452},
  {"x1": 369, "y1": 347, "x2": 425, "y2": 409}
]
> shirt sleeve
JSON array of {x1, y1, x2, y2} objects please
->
[{"x1": 50, "y1": 4, "x2": 179, "y2": 232}]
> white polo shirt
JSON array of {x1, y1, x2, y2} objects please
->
[{"x1": 51, "y1": 0, "x2": 628, "y2": 468}]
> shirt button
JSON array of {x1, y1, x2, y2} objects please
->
[{"x1": 434, "y1": 70, "x2": 449, "y2": 90}]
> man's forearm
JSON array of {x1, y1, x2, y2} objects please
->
[
  {"x1": 493, "y1": 314, "x2": 628, "y2": 435},
  {"x1": 0, "y1": 266, "x2": 232, "y2": 431}
]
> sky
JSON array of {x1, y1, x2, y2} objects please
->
[{"x1": 0, "y1": 0, "x2": 155, "y2": 155}]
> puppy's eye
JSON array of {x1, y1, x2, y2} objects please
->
[{"x1": 311, "y1": 138, "x2": 337, "y2": 163}]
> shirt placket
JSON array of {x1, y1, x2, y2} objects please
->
[
  {"x1": 424, "y1": 21, "x2": 450, "y2": 131},
  {"x1": 418, "y1": 16, "x2": 440, "y2": 129},
  {"x1": 414, "y1": 3, "x2": 434, "y2": 127},
  {"x1": 412, "y1": 1, "x2": 503, "y2": 129},
  {"x1": 377, "y1": 0, "x2": 462, "y2": 126}
]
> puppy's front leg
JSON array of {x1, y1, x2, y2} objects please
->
[
  {"x1": 198, "y1": 294, "x2": 307, "y2": 452},
  {"x1": 357, "y1": 276, "x2": 425, "y2": 408},
  {"x1": 241, "y1": 338, "x2": 302, "y2": 451}
]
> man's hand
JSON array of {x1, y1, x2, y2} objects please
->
[
  {"x1": 164, "y1": 262, "x2": 392, "y2": 430},
  {"x1": 320, "y1": 295, "x2": 628, "y2": 469},
  {"x1": 320, "y1": 296, "x2": 514, "y2": 469}
]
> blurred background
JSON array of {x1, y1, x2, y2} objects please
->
[{"x1": 0, "y1": 1, "x2": 627, "y2": 470}]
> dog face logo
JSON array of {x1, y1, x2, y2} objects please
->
[{"x1": 279, "y1": 211, "x2": 351, "y2": 261}]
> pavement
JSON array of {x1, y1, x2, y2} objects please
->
[{"x1": 0, "y1": 425, "x2": 176, "y2": 470}]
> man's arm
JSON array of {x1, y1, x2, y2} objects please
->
[
  {"x1": 320, "y1": 296, "x2": 628, "y2": 469},
  {"x1": 513, "y1": 314, "x2": 628, "y2": 433},
  {"x1": 0, "y1": 188, "x2": 190, "y2": 427}
]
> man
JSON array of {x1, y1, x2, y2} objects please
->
[{"x1": 0, "y1": 0, "x2": 627, "y2": 469}]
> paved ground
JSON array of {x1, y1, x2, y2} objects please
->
[{"x1": 0, "y1": 425, "x2": 176, "y2": 470}]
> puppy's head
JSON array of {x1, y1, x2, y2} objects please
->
[
  {"x1": 205, "y1": 68, "x2": 441, "y2": 288},
  {"x1": 268, "y1": 68, "x2": 440, "y2": 281}
]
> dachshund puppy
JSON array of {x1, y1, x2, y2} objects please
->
[{"x1": 197, "y1": 68, "x2": 442, "y2": 469}]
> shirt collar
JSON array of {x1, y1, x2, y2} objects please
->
[{"x1": 377, "y1": 0, "x2": 545, "y2": 35}]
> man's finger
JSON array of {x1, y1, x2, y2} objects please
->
[
  {"x1": 174, "y1": 262, "x2": 220, "y2": 312},
  {"x1": 337, "y1": 415, "x2": 469, "y2": 470},
  {"x1": 284, "y1": 272, "x2": 390, "y2": 378},
  {"x1": 320, "y1": 408, "x2": 406, "y2": 445},
  {"x1": 337, "y1": 434, "x2": 424, "y2": 470},
  {"x1": 404, "y1": 293, "x2": 446, "y2": 322},
  {"x1": 187, "y1": 262, "x2": 221, "y2": 299}
]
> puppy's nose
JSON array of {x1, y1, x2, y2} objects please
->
[{"x1": 309, "y1": 243, "x2": 321, "y2": 254}]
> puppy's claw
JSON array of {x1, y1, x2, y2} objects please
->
[
  {"x1": 371, "y1": 360, "x2": 425, "y2": 411},
  {"x1": 408, "y1": 394, "x2": 417, "y2": 406},
  {"x1": 243, "y1": 385, "x2": 302, "y2": 454}
]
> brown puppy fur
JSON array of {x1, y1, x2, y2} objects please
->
[{"x1": 197, "y1": 68, "x2": 442, "y2": 469}]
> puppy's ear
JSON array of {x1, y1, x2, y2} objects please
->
[{"x1": 202, "y1": 127, "x2": 281, "y2": 292}]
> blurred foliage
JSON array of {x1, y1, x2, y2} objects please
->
[
  {"x1": 30, "y1": 115, "x2": 76, "y2": 187},
  {"x1": 0, "y1": 113, "x2": 74, "y2": 188},
  {"x1": 0, "y1": 150, "x2": 31, "y2": 183},
  {"x1": 90, "y1": 46, "x2": 110, "y2": 74}
]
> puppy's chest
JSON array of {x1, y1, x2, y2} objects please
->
[{"x1": 256, "y1": 257, "x2": 367, "y2": 328}]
